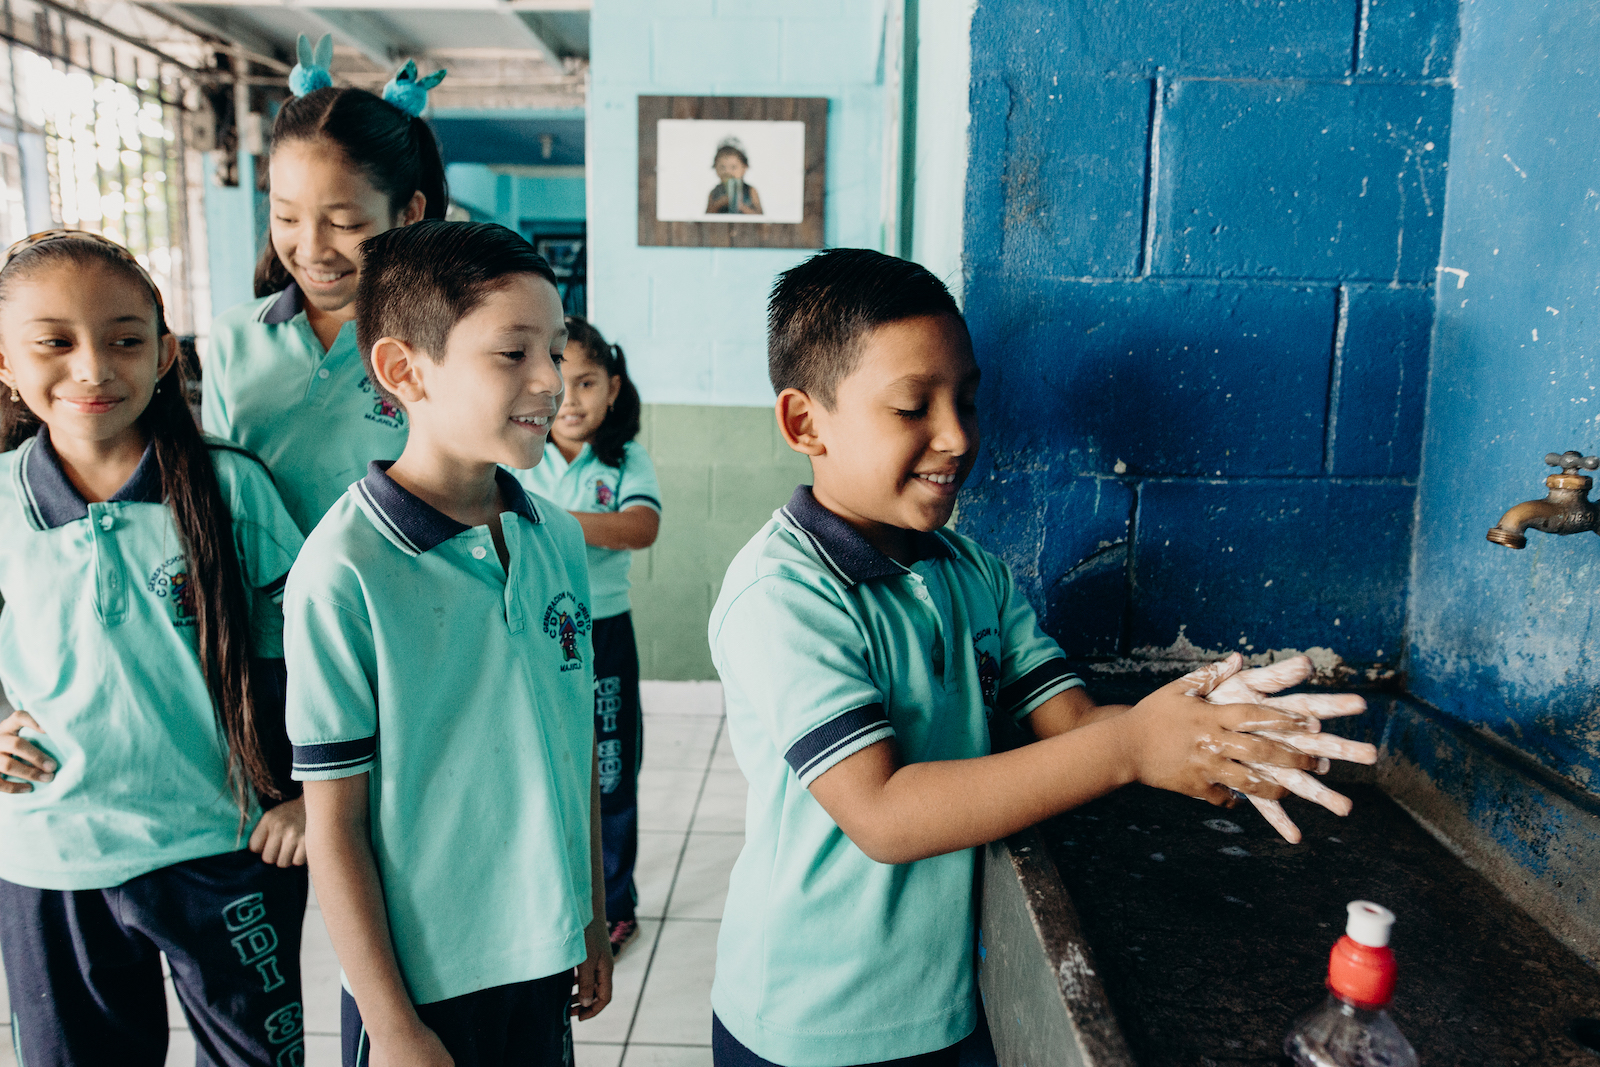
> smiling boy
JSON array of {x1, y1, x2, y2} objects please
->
[
  {"x1": 284, "y1": 221, "x2": 611, "y2": 1067},
  {"x1": 707, "y1": 249, "x2": 1321, "y2": 1067}
]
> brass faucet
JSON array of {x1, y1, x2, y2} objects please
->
[{"x1": 1487, "y1": 451, "x2": 1600, "y2": 549}]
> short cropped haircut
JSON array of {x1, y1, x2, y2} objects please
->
[
  {"x1": 356, "y1": 220, "x2": 558, "y2": 401},
  {"x1": 768, "y1": 248, "x2": 963, "y2": 409}
]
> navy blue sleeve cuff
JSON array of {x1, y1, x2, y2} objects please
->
[
  {"x1": 1000, "y1": 660, "x2": 1082, "y2": 719},
  {"x1": 291, "y1": 736, "x2": 377, "y2": 778},
  {"x1": 784, "y1": 703, "x2": 892, "y2": 783}
]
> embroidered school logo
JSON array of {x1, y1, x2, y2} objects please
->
[
  {"x1": 594, "y1": 478, "x2": 616, "y2": 508},
  {"x1": 542, "y1": 592, "x2": 592, "y2": 671},
  {"x1": 357, "y1": 378, "x2": 405, "y2": 430},
  {"x1": 146, "y1": 555, "x2": 197, "y2": 626},
  {"x1": 975, "y1": 644, "x2": 1000, "y2": 709}
]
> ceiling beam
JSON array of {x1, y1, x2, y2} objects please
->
[
  {"x1": 140, "y1": 1, "x2": 286, "y2": 59},
  {"x1": 491, "y1": 9, "x2": 559, "y2": 67},
  {"x1": 303, "y1": 6, "x2": 412, "y2": 66}
]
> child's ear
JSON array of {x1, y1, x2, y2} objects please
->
[
  {"x1": 370, "y1": 337, "x2": 426, "y2": 405},
  {"x1": 156, "y1": 334, "x2": 179, "y2": 380},
  {"x1": 398, "y1": 190, "x2": 427, "y2": 227},
  {"x1": 776, "y1": 388, "x2": 824, "y2": 457}
]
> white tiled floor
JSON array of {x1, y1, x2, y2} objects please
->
[{"x1": 0, "y1": 681, "x2": 741, "y2": 1067}]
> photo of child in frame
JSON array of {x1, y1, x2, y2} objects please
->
[{"x1": 705, "y1": 137, "x2": 764, "y2": 215}]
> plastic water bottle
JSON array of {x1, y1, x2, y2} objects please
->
[{"x1": 1283, "y1": 901, "x2": 1419, "y2": 1067}]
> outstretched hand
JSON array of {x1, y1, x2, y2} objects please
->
[
  {"x1": 1119, "y1": 661, "x2": 1318, "y2": 808},
  {"x1": 1185, "y1": 654, "x2": 1377, "y2": 842}
]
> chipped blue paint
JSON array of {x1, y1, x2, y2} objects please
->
[
  {"x1": 960, "y1": 0, "x2": 1451, "y2": 666},
  {"x1": 1407, "y1": 0, "x2": 1600, "y2": 793}
]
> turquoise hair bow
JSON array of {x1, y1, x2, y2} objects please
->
[
  {"x1": 382, "y1": 59, "x2": 447, "y2": 118},
  {"x1": 288, "y1": 33, "x2": 333, "y2": 96}
]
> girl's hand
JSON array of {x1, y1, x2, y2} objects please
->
[
  {"x1": 0, "y1": 710, "x2": 55, "y2": 794},
  {"x1": 368, "y1": 1021, "x2": 453, "y2": 1067},
  {"x1": 248, "y1": 795, "x2": 308, "y2": 867},
  {"x1": 571, "y1": 917, "x2": 614, "y2": 1021}
]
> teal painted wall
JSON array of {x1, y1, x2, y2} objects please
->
[
  {"x1": 588, "y1": 0, "x2": 900, "y2": 678},
  {"x1": 203, "y1": 152, "x2": 260, "y2": 322},
  {"x1": 629, "y1": 404, "x2": 813, "y2": 680},
  {"x1": 587, "y1": 0, "x2": 893, "y2": 407},
  {"x1": 445, "y1": 163, "x2": 587, "y2": 229}
]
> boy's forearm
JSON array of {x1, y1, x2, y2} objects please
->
[
  {"x1": 1026, "y1": 687, "x2": 1132, "y2": 740},
  {"x1": 810, "y1": 717, "x2": 1139, "y2": 865},
  {"x1": 570, "y1": 508, "x2": 660, "y2": 551},
  {"x1": 302, "y1": 776, "x2": 424, "y2": 1043}
]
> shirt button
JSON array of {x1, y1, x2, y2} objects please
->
[
  {"x1": 98, "y1": 515, "x2": 113, "y2": 530},
  {"x1": 317, "y1": 369, "x2": 330, "y2": 380},
  {"x1": 472, "y1": 546, "x2": 488, "y2": 560}
]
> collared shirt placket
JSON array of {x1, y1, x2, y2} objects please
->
[{"x1": 87, "y1": 505, "x2": 127, "y2": 627}]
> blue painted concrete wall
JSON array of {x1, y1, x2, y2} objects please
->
[
  {"x1": 958, "y1": 0, "x2": 1456, "y2": 669},
  {"x1": 1408, "y1": 0, "x2": 1600, "y2": 792},
  {"x1": 587, "y1": 0, "x2": 891, "y2": 407}
]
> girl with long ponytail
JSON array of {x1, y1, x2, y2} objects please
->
[
  {"x1": 203, "y1": 38, "x2": 448, "y2": 536},
  {"x1": 0, "y1": 231, "x2": 309, "y2": 1065}
]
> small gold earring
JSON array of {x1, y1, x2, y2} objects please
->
[{"x1": 6, "y1": 387, "x2": 16, "y2": 402}]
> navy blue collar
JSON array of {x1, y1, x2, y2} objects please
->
[
  {"x1": 779, "y1": 485, "x2": 951, "y2": 586},
  {"x1": 262, "y1": 283, "x2": 303, "y2": 326},
  {"x1": 357, "y1": 460, "x2": 542, "y2": 556},
  {"x1": 16, "y1": 426, "x2": 163, "y2": 530}
]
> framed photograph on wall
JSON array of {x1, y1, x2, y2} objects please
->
[{"x1": 638, "y1": 95, "x2": 827, "y2": 248}]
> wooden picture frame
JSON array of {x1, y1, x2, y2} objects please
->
[{"x1": 637, "y1": 95, "x2": 827, "y2": 249}]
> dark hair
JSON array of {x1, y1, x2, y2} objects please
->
[
  {"x1": 355, "y1": 220, "x2": 558, "y2": 400},
  {"x1": 0, "y1": 242, "x2": 280, "y2": 827},
  {"x1": 768, "y1": 248, "x2": 964, "y2": 408},
  {"x1": 564, "y1": 315, "x2": 641, "y2": 469},
  {"x1": 713, "y1": 144, "x2": 749, "y2": 168},
  {"x1": 254, "y1": 86, "x2": 449, "y2": 298}
]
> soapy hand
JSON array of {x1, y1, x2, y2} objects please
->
[
  {"x1": 1120, "y1": 663, "x2": 1318, "y2": 808},
  {"x1": 1182, "y1": 654, "x2": 1377, "y2": 843}
]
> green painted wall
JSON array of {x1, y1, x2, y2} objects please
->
[{"x1": 628, "y1": 403, "x2": 812, "y2": 680}]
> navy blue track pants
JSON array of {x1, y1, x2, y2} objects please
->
[{"x1": 0, "y1": 848, "x2": 308, "y2": 1067}]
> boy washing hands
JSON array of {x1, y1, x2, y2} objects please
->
[{"x1": 707, "y1": 249, "x2": 1364, "y2": 1067}]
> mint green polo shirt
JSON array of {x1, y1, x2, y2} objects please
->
[
  {"x1": 709, "y1": 486, "x2": 1083, "y2": 1067},
  {"x1": 285, "y1": 463, "x2": 596, "y2": 1005},
  {"x1": 203, "y1": 285, "x2": 407, "y2": 534},
  {"x1": 0, "y1": 428, "x2": 303, "y2": 890},
  {"x1": 511, "y1": 440, "x2": 662, "y2": 619}
]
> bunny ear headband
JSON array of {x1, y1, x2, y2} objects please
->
[{"x1": 288, "y1": 33, "x2": 446, "y2": 118}]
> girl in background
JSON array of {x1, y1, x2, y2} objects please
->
[
  {"x1": 516, "y1": 315, "x2": 661, "y2": 956},
  {"x1": 0, "y1": 231, "x2": 307, "y2": 1065},
  {"x1": 203, "y1": 45, "x2": 446, "y2": 535}
]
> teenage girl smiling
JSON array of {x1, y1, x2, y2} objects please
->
[
  {"x1": 514, "y1": 315, "x2": 661, "y2": 955},
  {"x1": 203, "y1": 79, "x2": 446, "y2": 534}
]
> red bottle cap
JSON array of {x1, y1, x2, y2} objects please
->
[
  {"x1": 1327, "y1": 936, "x2": 1397, "y2": 1007},
  {"x1": 1326, "y1": 900, "x2": 1399, "y2": 1009}
]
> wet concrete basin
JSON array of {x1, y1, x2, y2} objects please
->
[{"x1": 978, "y1": 697, "x2": 1600, "y2": 1066}]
